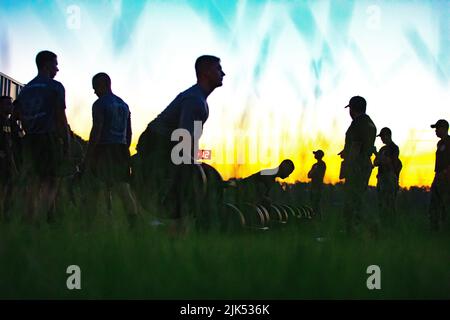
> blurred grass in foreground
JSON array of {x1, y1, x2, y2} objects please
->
[{"x1": 0, "y1": 184, "x2": 449, "y2": 299}]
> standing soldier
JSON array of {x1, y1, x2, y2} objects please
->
[
  {"x1": 373, "y1": 127, "x2": 402, "y2": 221},
  {"x1": 339, "y1": 96, "x2": 377, "y2": 234},
  {"x1": 307, "y1": 149, "x2": 326, "y2": 219},
  {"x1": 84, "y1": 72, "x2": 138, "y2": 226},
  {"x1": 429, "y1": 119, "x2": 450, "y2": 231},
  {"x1": 15, "y1": 50, "x2": 70, "y2": 224}
]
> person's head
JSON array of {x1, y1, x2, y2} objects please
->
[
  {"x1": 0, "y1": 96, "x2": 13, "y2": 115},
  {"x1": 345, "y1": 96, "x2": 366, "y2": 120},
  {"x1": 313, "y1": 149, "x2": 324, "y2": 160},
  {"x1": 277, "y1": 159, "x2": 295, "y2": 179},
  {"x1": 377, "y1": 127, "x2": 392, "y2": 144},
  {"x1": 92, "y1": 72, "x2": 112, "y2": 97},
  {"x1": 195, "y1": 55, "x2": 225, "y2": 92},
  {"x1": 431, "y1": 119, "x2": 449, "y2": 139},
  {"x1": 36, "y1": 51, "x2": 59, "y2": 79}
]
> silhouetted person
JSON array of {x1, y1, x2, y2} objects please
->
[
  {"x1": 429, "y1": 119, "x2": 450, "y2": 231},
  {"x1": 236, "y1": 159, "x2": 295, "y2": 207},
  {"x1": 135, "y1": 55, "x2": 225, "y2": 234},
  {"x1": 15, "y1": 51, "x2": 70, "y2": 224},
  {"x1": 373, "y1": 127, "x2": 402, "y2": 221},
  {"x1": 84, "y1": 73, "x2": 138, "y2": 226},
  {"x1": 0, "y1": 96, "x2": 24, "y2": 221},
  {"x1": 308, "y1": 150, "x2": 326, "y2": 219},
  {"x1": 10, "y1": 100, "x2": 26, "y2": 171},
  {"x1": 339, "y1": 96, "x2": 377, "y2": 234}
]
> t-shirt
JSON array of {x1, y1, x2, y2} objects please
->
[
  {"x1": 91, "y1": 93, "x2": 131, "y2": 145},
  {"x1": 376, "y1": 142, "x2": 401, "y2": 177},
  {"x1": 147, "y1": 84, "x2": 209, "y2": 139},
  {"x1": 238, "y1": 171, "x2": 276, "y2": 200},
  {"x1": 342, "y1": 113, "x2": 377, "y2": 165},
  {"x1": 435, "y1": 135, "x2": 450, "y2": 174},
  {"x1": 15, "y1": 75, "x2": 65, "y2": 134},
  {"x1": 308, "y1": 160, "x2": 326, "y2": 187}
]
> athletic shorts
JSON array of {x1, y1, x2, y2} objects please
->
[
  {"x1": 22, "y1": 133, "x2": 64, "y2": 178},
  {"x1": 90, "y1": 144, "x2": 131, "y2": 185}
]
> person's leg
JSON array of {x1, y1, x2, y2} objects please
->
[
  {"x1": 440, "y1": 181, "x2": 450, "y2": 227},
  {"x1": 21, "y1": 136, "x2": 40, "y2": 224},
  {"x1": 343, "y1": 179, "x2": 356, "y2": 234},
  {"x1": 344, "y1": 168, "x2": 370, "y2": 234},
  {"x1": 40, "y1": 177, "x2": 60, "y2": 223},
  {"x1": 0, "y1": 183, "x2": 6, "y2": 221},
  {"x1": 116, "y1": 182, "x2": 139, "y2": 227},
  {"x1": 24, "y1": 177, "x2": 40, "y2": 224},
  {"x1": 429, "y1": 180, "x2": 441, "y2": 231},
  {"x1": 3, "y1": 179, "x2": 15, "y2": 222},
  {"x1": 378, "y1": 177, "x2": 390, "y2": 224},
  {"x1": 311, "y1": 188, "x2": 321, "y2": 220}
]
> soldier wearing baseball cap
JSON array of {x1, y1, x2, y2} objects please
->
[
  {"x1": 308, "y1": 149, "x2": 326, "y2": 219},
  {"x1": 373, "y1": 127, "x2": 402, "y2": 222},
  {"x1": 429, "y1": 119, "x2": 450, "y2": 231},
  {"x1": 339, "y1": 95, "x2": 377, "y2": 234}
]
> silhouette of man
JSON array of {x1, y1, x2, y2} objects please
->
[
  {"x1": 429, "y1": 119, "x2": 450, "y2": 231},
  {"x1": 135, "y1": 55, "x2": 225, "y2": 232},
  {"x1": 15, "y1": 51, "x2": 70, "y2": 224},
  {"x1": 339, "y1": 96, "x2": 377, "y2": 233},
  {"x1": 373, "y1": 127, "x2": 402, "y2": 220},
  {"x1": 236, "y1": 159, "x2": 295, "y2": 207},
  {"x1": 0, "y1": 96, "x2": 24, "y2": 221},
  {"x1": 85, "y1": 72, "x2": 138, "y2": 226},
  {"x1": 308, "y1": 150, "x2": 326, "y2": 219}
]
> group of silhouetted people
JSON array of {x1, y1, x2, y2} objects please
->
[{"x1": 0, "y1": 50, "x2": 448, "y2": 234}]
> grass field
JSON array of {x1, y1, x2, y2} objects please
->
[{"x1": 0, "y1": 183, "x2": 449, "y2": 300}]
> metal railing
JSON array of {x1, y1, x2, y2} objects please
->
[{"x1": 0, "y1": 71, "x2": 24, "y2": 100}]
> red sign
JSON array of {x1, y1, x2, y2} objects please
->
[{"x1": 197, "y1": 149, "x2": 211, "y2": 160}]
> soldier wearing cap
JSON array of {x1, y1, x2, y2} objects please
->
[
  {"x1": 339, "y1": 96, "x2": 377, "y2": 233},
  {"x1": 308, "y1": 150, "x2": 326, "y2": 219},
  {"x1": 429, "y1": 119, "x2": 450, "y2": 231},
  {"x1": 373, "y1": 127, "x2": 402, "y2": 221}
]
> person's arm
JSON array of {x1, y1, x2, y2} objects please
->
[
  {"x1": 179, "y1": 97, "x2": 205, "y2": 162},
  {"x1": 347, "y1": 141, "x2": 362, "y2": 162},
  {"x1": 308, "y1": 164, "x2": 316, "y2": 179},
  {"x1": 347, "y1": 120, "x2": 372, "y2": 162},
  {"x1": 126, "y1": 112, "x2": 132, "y2": 148},
  {"x1": 439, "y1": 140, "x2": 450, "y2": 181},
  {"x1": 316, "y1": 162, "x2": 326, "y2": 181},
  {"x1": 85, "y1": 102, "x2": 104, "y2": 165},
  {"x1": 54, "y1": 83, "x2": 70, "y2": 157},
  {"x1": 4, "y1": 120, "x2": 18, "y2": 176},
  {"x1": 373, "y1": 148, "x2": 381, "y2": 167}
]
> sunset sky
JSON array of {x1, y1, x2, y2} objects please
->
[{"x1": 1, "y1": 0, "x2": 449, "y2": 187}]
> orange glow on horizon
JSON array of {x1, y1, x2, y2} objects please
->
[{"x1": 74, "y1": 122, "x2": 437, "y2": 189}]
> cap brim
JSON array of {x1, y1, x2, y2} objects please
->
[
  {"x1": 431, "y1": 124, "x2": 437, "y2": 128},
  {"x1": 345, "y1": 105, "x2": 350, "y2": 108}
]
